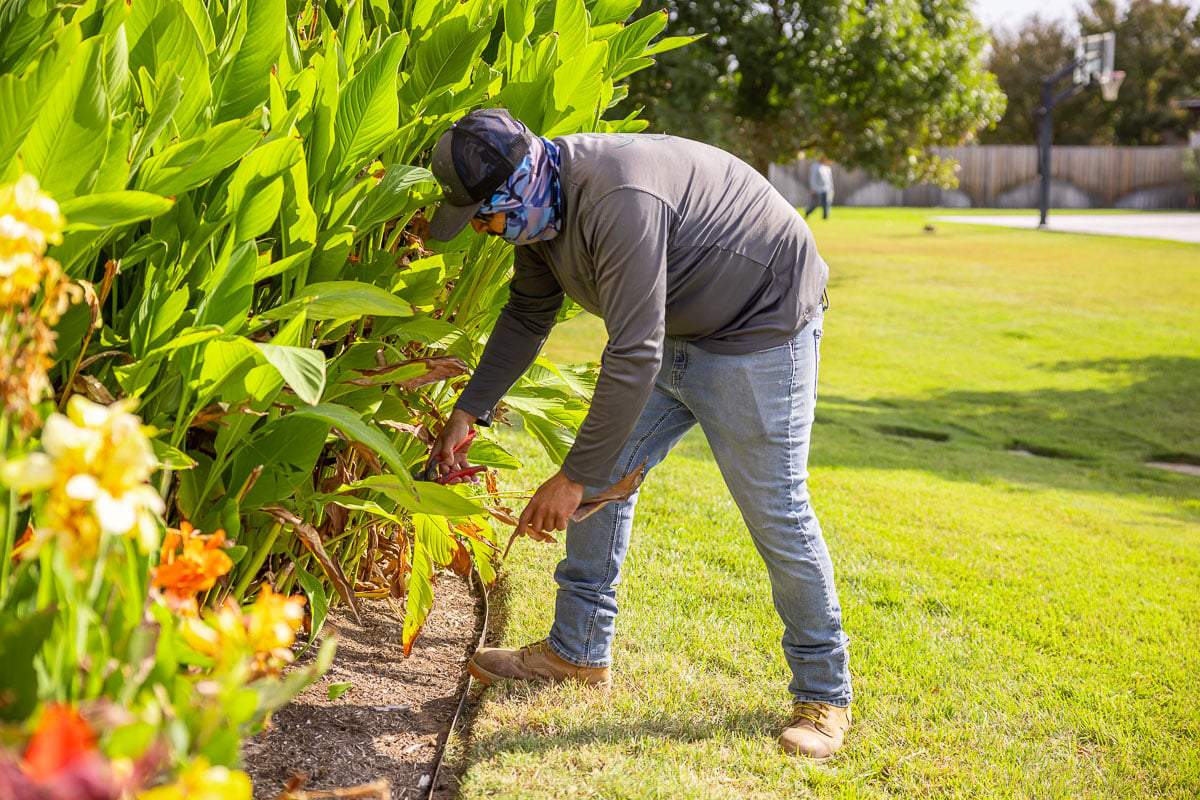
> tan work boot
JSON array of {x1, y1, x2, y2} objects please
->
[
  {"x1": 778, "y1": 701, "x2": 851, "y2": 761},
  {"x1": 467, "y1": 639, "x2": 613, "y2": 689}
]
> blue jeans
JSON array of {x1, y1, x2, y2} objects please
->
[
  {"x1": 805, "y1": 191, "x2": 831, "y2": 220},
  {"x1": 547, "y1": 313, "x2": 851, "y2": 705}
]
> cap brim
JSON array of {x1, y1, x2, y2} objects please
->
[{"x1": 428, "y1": 197, "x2": 486, "y2": 242}]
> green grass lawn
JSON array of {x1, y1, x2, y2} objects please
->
[{"x1": 452, "y1": 208, "x2": 1200, "y2": 799}]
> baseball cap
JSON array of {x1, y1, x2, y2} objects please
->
[{"x1": 428, "y1": 108, "x2": 533, "y2": 241}]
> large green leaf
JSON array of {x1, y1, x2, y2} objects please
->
[
  {"x1": 0, "y1": 0, "x2": 59, "y2": 75},
  {"x1": 403, "y1": 532, "x2": 435, "y2": 655},
  {"x1": 193, "y1": 335, "x2": 258, "y2": 400},
  {"x1": 196, "y1": 240, "x2": 257, "y2": 334},
  {"x1": 128, "y1": 72, "x2": 183, "y2": 177},
  {"x1": 0, "y1": 35, "x2": 74, "y2": 171},
  {"x1": 213, "y1": 0, "x2": 285, "y2": 122},
  {"x1": 125, "y1": 0, "x2": 212, "y2": 138},
  {"x1": 546, "y1": 40, "x2": 609, "y2": 136},
  {"x1": 584, "y1": 0, "x2": 639, "y2": 26},
  {"x1": 129, "y1": 281, "x2": 189, "y2": 357},
  {"x1": 58, "y1": 191, "x2": 174, "y2": 230},
  {"x1": 261, "y1": 281, "x2": 414, "y2": 321},
  {"x1": 304, "y1": 40, "x2": 339, "y2": 209},
  {"x1": 504, "y1": 0, "x2": 535, "y2": 46},
  {"x1": 519, "y1": 411, "x2": 576, "y2": 465},
  {"x1": 279, "y1": 150, "x2": 317, "y2": 252},
  {"x1": 496, "y1": 33, "x2": 558, "y2": 132},
  {"x1": 397, "y1": 13, "x2": 489, "y2": 117},
  {"x1": 603, "y1": 9, "x2": 666, "y2": 75},
  {"x1": 349, "y1": 164, "x2": 436, "y2": 234},
  {"x1": 102, "y1": 10, "x2": 131, "y2": 109},
  {"x1": 19, "y1": 36, "x2": 109, "y2": 200},
  {"x1": 351, "y1": 475, "x2": 482, "y2": 517},
  {"x1": 224, "y1": 137, "x2": 302, "y2": 242},
  {"x1": 255, "y1": 343, "x2": 326, "y2": 406},
  {"x1": 288, "y1": 403, "x2": 407, "y2": 476},
  {"x1": 333, "y1": 33, "x2": 408, "y2": 177},
  {"x1": 136, "y1": 114, "x2": 266, "y2": 196},
  {"x1": 553, "y1": 0, "x2": 589, "y2": 59}
]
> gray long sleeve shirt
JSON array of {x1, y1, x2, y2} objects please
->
[{"x1": 454, "y1": 133, "x2": 829, "y2": 487}]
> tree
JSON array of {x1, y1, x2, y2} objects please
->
[
  {"x1": 982, "y1": 0, "x2": 1200, "y2": 146},
  {"x1": 622, "y1": 0, "x2": 1006, "y2": 183},
  {"x1": 1080, "y1": 0, "x2": 1200, "y2": 145},
  {"x1": 978, "y1": 16, "x2": 1107, "y2": 144}
]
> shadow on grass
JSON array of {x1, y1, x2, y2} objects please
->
[
  {"x1": 468, "y1": 686, "x2": 784, "y2": 757},
  {"x1": 668, "y1": 355, "x2": 1200, "y2": 514}
]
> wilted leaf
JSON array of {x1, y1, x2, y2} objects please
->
[
  {"x1": 447, "y1": 538, "x2": 471, "y2": 577},
  {"x1": 502, "y1": 461, "x2": 647, "y2": 559},
  {"x1": 350, "y1": 355, "x2": 467, "y2": 390},
  {"x1": 265, "y1": 506, "x2": 362, "y2": 624},
  {"x1": 482, "y1": 505, "x2": 518, "y2": 527},
  {"x1": 570, "y1": 460, "x2": 647, "y2": 522}
]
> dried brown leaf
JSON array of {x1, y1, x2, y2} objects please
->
[
  {"x1": 501, "y1": 462, "x2": 647, "y2": 559},
  {"x1": 264, "y1": 506, "x2": 362, "y2": 625},
  {"x1": 351, "y1": 355, "x2": 468, "y2": 390},
  {"x1": 447, "y1": 538, "x2": 472, "y2": 577},
  {"x1": 482, "y1": 505, "x2": 519, "y2": 527},
  {"x1": 570, "y1": 460, "x2": 647, "y2": 522},
  {"x1": 72, "y1": 373, "x2": 114, "y2": 404}
]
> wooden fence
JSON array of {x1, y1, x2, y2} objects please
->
[{"x1": 770, "y1": 145, "x2": 1198, "y2": 209}]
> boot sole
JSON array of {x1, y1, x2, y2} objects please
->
[
  {"x1": 466, "y1": 657, "x2": 500, "y2": 686},
  {"x1": 466, "y1": 656, "x2": 613, "y2": 690}
]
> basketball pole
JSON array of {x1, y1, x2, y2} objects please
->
[{"x1": 1035, "y1": 59, "x2": 1087, "y2": 229}]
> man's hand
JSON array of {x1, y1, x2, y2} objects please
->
[
  {"x1": 516, "y1": 470, "x2": 585, "y2": 543},
  {"x1": 428, "y1": 408, "x2": 478, "y2": 484}
]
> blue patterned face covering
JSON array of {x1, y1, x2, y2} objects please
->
[{"x1": 476, "y1": 136, "x2": 562, "y2": 245}]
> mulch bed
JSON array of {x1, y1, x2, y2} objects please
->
[{"x1": 243, "y1": 575, "x2": 484, "y2": 800}]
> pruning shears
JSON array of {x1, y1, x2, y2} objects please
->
[{"x1": 415, "y1": 428, "x2": 487, "y2": 484}]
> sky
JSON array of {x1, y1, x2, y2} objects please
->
[{"x1": 972, "y1": 0, "x2": 1200, "y2": 33}]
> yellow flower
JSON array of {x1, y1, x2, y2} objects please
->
[
  {"x1": 0, "y1": 174, "x2": 64, "y2": 253},
  {"x1": 181, "y1": 601, "x2": 245, "y2": 661},
  {"x1": 245, "y1": 585, "x2": 306, "y2": 653},
  {"x1": 0, "y1": 396, "x2": 164, "y2": 561},
  {"x1": 136, "y1": 758, "x2": 252, "y2": 800},
  {"x1": 180, "y1": 588, "x2": 306, "y2": 678},
  {"x1": 0, "y1": 174, "x2": 64, "y2": 306}
]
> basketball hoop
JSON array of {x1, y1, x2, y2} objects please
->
[{"x1": 1099, "y1": 70, "x2": 1125, "y2": 102}]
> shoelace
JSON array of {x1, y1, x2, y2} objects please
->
[
  {"x1": 788, "y1": 702, "x2": 831, "y2": 733},
  {"x1": 521, "y1": 640, "x2": 549, "y2": 657}
]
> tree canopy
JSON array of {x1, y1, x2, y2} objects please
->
[
  {"x1": 621, "y1": 0, "x2": 1006, "y2": 183},
  {"x1": 981, "y1": 0, "x2": 1200, "y2": 146}
]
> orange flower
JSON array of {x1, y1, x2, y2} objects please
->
[
  {"x1": 21, "y1": 704, "x2": 96, "y2": 782},
  {"x1": 152, "y1": 522, "x2": 233, "y2": 614}
]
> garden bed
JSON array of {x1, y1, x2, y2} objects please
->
[{"x1": 243, "y1": 576, "x2": 483, "y2": 799}]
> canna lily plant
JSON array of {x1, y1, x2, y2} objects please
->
[{"x1": 0, "y1": 177, "x2": 329, "y2": 794}]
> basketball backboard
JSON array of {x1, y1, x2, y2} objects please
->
[{"x1": 1074, "y1": 32, "x2": 1115, "y2": 87}]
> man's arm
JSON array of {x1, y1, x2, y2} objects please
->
[
  {"x1": 430, "y1": 248, "x2": 563, "y2": 480},
  {"x1": 515, "y1": 189, "x2": 671, "y2": 537},
  {"x1": 560, "y1": 190, "x2": 671, "y2": 487},
  {"x1": 454, "y1": 247, "x2": 565, "y2": 425}
]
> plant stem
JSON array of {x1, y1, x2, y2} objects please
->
[
  {"x1": 0, "y1": 415, "x2": 13, "y2": 602},
  {"x1": 231, "y1": 520, "x2": 282, "y2": 601}
]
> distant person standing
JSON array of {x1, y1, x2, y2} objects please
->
[{"x1": 806, "y1": 157, "x2": 834, "y2": 220}]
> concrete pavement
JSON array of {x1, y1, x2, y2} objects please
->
[{"x1": 929, "y1": 213, "x2": 1200, "y2": 244}]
